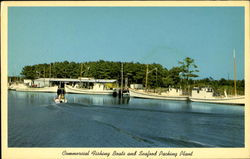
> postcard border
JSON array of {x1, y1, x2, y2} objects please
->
[{"x1": 1, "y1": 1, "x2": 250, "y2": 159}]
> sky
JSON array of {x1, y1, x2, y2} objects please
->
[{"x1": 8, "y1": 7, "x2": 245, "y2": 80}]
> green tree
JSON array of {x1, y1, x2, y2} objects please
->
[
  {"x1": 21, "y1": 66, "x2": 36, "y2": 79},
  {"x1": 178, "y1": 57, "x2": 199, "y2": 94},
  {"x1": 178, "y1": 57, "x2": 199, "y2": 80},
  {"x1": 165, "y1": 66, "x2": 182, "y2": 87}
]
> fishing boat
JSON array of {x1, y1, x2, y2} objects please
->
[
  {"x1": 112, "y1": 63, "x2": 130, "y2": 98},
  {"x1": 130, "y1": 89, "x2": 188, "y2": 101},
  {"x1": 13, "y1": 83, "x2": 57, "y2": 92},
  {"x1": 189, "y1": 96, "x2": 244, "y2": 105},
  {"x1": 129, "y1": 64, "x2": 188, "y2": 101},
  {"x1": 189, "y1": 50, "x2": 245, "y2": 105},
  {"x1": 189, "y1": 87, "x2": 245, "y2": 105},
  {"x1": 65, "y1": 85, "x2": 114, "y2": 95}
]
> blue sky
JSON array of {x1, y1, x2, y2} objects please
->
[{"x1": 8, "y1": 7, "x2": 245, "y2": 80}]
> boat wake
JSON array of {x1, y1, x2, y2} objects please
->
[
  {"x1": 38, "y1": 103, "x2": 63, "y2": 110},
  {"x1": 60, "y1": 102, "x2": 242, "y2": 118},
  {"x1": 93, "y1": 119, "x2": 155, "y2": 145},
  {"x1": 142, "y1": 135, "x2": 215, "y2": 147},
  {"x1": 91, "y1": 117, "x2": 214, "y2": 147}
]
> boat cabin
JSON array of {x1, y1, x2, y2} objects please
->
[
  {"x1": 191, "y1": 87, "x2": 214, "y2": 98},
  {"x1": 130, "y1": 84, "x2": 143, "y2": 89},
  {"x1": 166, "y1": 88, "x2": 183, "y2": 96}
]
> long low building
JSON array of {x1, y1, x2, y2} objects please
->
[
  {"x1": 42, "y1": 78, "x2": 116, "y2": 83},
  {"x1": 32, "y1": 78, "x2": 117, "y2": 87}
]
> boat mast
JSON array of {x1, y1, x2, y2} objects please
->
[
  {"x1": 121, "y1": 63, "x2": 124, "y2": 91},
  {"x1": 49, "y1": 64, "x2": 51, "y2": 78},
  {"x1": 233, "y1": 49, "x2": 237, "y2": 96},
  {"x1": 80, "y1": 63, "x2": 83, "y2": 77},
  {"x1": 44, "y1": 67, "x2": 46, "y2": 86},
  {"x1": 145, "y1": 64, "x2": 149, "y2": 91},
  {"x1": 49, "y1": 64, "x2": 52, "y2": 87},
  {"x1": 44, "y1": 67, "x2": 46, "y2": 78},
  {"x1": 156, "y1": 68, "x2": 158, "y2": 88}
]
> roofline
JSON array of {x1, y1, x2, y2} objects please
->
[{"x1": 34, "y1": 78, "x2": 117, "y2": 83}]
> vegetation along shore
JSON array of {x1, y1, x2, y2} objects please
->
[{"x1": 16, "y1": 57, "x2": 244, "y2": 96}]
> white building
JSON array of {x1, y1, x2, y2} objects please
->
[
  {"x1": 33, "y1": 78, "x2": 50, "y2": 87},
  {"x1": 23, "y1": 79, "x2": 33, "y2": 86},
  {"x1": 32, "y1": 78, "x2": 116, "y2": 89}
]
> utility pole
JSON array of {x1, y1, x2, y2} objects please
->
[{"x1": 145, "y1": 64, "x2": 157, "y2": 92}]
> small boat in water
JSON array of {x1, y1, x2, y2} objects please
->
[
  {"x1": 55, "y1": 83, "x2": 67, "y2": 103},
  {"x1": 54, "y1": 97, "x2": 68, "y2": 104}
]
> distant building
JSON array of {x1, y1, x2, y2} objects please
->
[
  {"x1": 23, "y1": 79, "x2": 33, "y2": 86},
  {"x1": 32, "y1": 78, "x2": 117, "y2": 88},
  {"x1": 33, "y1": 78, "x2": 50, "y2": 87},
  {"x1": 130, "y1": 84, "x2": 143, "y2": 89},
  {"x1": 8, "y1": 76, "x2": 22, "y2": 83}
]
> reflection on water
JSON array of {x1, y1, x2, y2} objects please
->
[
  {"x1": 71, "y1": 95, "x2": 130, "y2": 105},
  {"x1": 8, "y1": 91, "x2": 244, "y2": 147}
]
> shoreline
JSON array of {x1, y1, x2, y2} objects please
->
[{"x1": 8, "y1": 88, "x2": 245, "y2": 106}]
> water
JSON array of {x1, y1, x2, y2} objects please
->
[{"x1": 8, "y1": 90, "x2": 244, "y2": 147}]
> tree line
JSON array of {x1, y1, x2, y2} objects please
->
[{"x1": 20, "y1": 58, "x2": 244, "y2": 95}]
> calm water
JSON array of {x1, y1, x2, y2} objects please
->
[{"x1": 8, "y1": 90, "x2": 244, "y2": 147}]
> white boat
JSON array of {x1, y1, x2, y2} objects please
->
[
  {"x1": 190, "y1": 87, "x2": 244, "y2": 105},
  {"x1": 8, "y1": 83, "x2": 23, "y2": 90},
  {"x1": 54, "y1": 97, "x2": 67, "y2": 104},
  {"x1": 65, "y1": 85, "x2": 113, "y2": 95},
  {"x1": 130, "y1": 89, "x2": 188, "y2": 101},
  {"x1": 190, "y1": 50, "x2": 245, "y2": 105},
  {"x1": 130, "y1": 65, "x2": 188, "y2": 101},
  {"x1": 13, "y1": 84, "x2": 57, "y2": 93},
  {"x1": 189, "y1": 96, "x2": 244, "y2": 105}
]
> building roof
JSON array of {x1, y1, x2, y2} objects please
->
[{"x1": 34, "y1": 78, "x2": 117, "y2": 83}]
